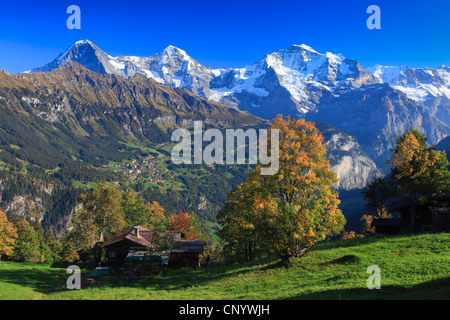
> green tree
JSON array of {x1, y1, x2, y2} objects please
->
[
  {"x1": 44, "y1": 226, "x2": 62, "y2": 262},
  {"x1": 58, "y1": 233, "x2": 80, "y2": 263},
  {"x1": 362, "y1": 176, "x2": 395, "y2": 218},
  {"x1": 217, "y1": 176, "x2": 265, "y2": 262},
  {"x1": 12, "y1": 218, "x2": 41, "y2": 262},
  {"x1": 70, "y1": 184, "x2": 125, "y2": 250},
  {"x1": 122, "y1": 191, "x2": 167, "y2": 231}
]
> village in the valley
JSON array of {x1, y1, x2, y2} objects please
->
[{"x1": 103, "y1": 159, "x2": 168, "y2": 184}]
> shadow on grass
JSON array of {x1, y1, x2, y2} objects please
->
[
  {"x1": 0, "y1": 255, "x2": 282, "y2": 296},
  {"x1": 285, "y1": 276, "x2": 450, "y2": 300},
  {"x1": 0, "y1": 264, "x2": 68, "y2": 294},
  {"x1": 64, "y1": 256, "x2": 280, "y2": 292}
]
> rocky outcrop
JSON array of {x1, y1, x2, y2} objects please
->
[
  {"x1": 307, "y1": 84, "x2": 450, "y2": 170},
  {"x1": 317, "y1": 122, "x2": 382, "y2": 190},
  {"x1": 4, "y1": 195, "x2": 46, "y2": 223}
]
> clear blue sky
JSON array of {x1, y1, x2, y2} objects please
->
[{"x1": 0, "y1": 0, "x2": 449, "y2": 73}]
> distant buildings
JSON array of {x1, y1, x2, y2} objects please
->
[{"x1": 103, "y1": 159, "x2": 167, "y2": 184}]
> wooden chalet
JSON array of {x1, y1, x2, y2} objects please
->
[
  {"x1": 100, "y1": 226, "x2": 181, "y2": 267},
  {"x1": 101, "y1": 226, "x2": 205, "y2": 269},
  {"x1": 372, "y1": 195, "x2": 450, "y2": 234}
]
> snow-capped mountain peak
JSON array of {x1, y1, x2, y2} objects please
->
[
  {"x1": 74, "y1": 39, "x2": 93, "y2": 46},
  {"x1": 294, "y1": 44, "x2": 319, "y2": 53},
  {"x1": 22, "y1": 40, "x2": 386, "y2": 117},
  {"x1": 26, "y1": 39, "x2": 121, "y2": 75},
  {"x1": 367, "y1": 64, "x2": 450, "y2": 101},
  {"x1": 162, "y1": 45, "x2": 189, "y2": 58}
]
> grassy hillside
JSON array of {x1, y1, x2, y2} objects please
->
[{"x1": 1, "y1": 233, "x2": 449, "y2": 300}]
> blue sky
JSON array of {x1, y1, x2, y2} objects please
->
[{"x1": 0, "y1": 0, "x2": 449, "y2": 73}]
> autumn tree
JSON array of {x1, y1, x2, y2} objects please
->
[
  {"x1": 387, "y1": 128, "x2": 450, "y2": 229},
  {"x1": 168, "y1": 212, "x2": 206, "y2": 241},
  {"x1": 361, "y1": 215, "x2": 376, "y2": 236},
  {"x1": 0, "y1": 210, "x2": 17, "y2": 262},
  {"x1": 59, "y1": 233, "x2": 80, "y2": 263},
  {"x1": 220, "y1": 115, "x2": 346, "y2": 261}
]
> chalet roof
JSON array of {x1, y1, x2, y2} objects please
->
[{"x1": 100, "y1": 226, "x2": 182, "y2": 248}]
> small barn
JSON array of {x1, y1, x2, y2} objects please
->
[
  {"x1": 168, "y1": 240, "x2": 206, "y2": 269},
  {"x1": 374, "y1": 194, "x2": 450, "y2": 234}
]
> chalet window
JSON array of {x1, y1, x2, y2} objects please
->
[{"x1": 109, "y1": 250, "x2": 116, "y2": 258}]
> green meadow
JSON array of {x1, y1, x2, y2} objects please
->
[{"x1": 1, "y1": 233, "x2": 449, "y2": 300}]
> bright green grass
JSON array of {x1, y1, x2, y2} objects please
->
[{"x1": 1, "y1": 233, "x2": 449, "y2": 300}]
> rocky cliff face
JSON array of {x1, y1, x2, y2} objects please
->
[
  {"x1": 4, "y1": 195, "x2": 46, "y2": 223},
  {"x1": 316, "y1": 122, "x2": 382, "y2": 189},
  {"x1": 307, "y1": 84, "x2": 450, "y2": 170}
]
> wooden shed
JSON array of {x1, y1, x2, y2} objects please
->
[
  {"x1": 377, "y1": 194, "x2": 450, "y2": 234},
  {"x1": 168, "y1": 240, "x2": 206, "y2": 269}
]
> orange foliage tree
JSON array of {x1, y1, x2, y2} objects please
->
[
  {"x1": 168, "y1": 212, "x2": 206, "y2": 241},
  {"x1": 361, "y1": 215, "x2": 376, "y2": 236},
  {"x1": 219, "y1": 115, "x2": 346, "y2": 261},
  {"x1": 0, "y1": 210, "x2": 17, "y2": 261},
  {"x1": 387, "y1": 128, "x2": 450, "y2": 229}
]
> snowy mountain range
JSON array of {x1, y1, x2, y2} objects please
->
[
  {"x1": 26, "y1": 39, "x2": 450, "y2": 174},
  {"x1": 28, "y1": 39, "x2": 450, "y2": 116},
  {"x1": 26, "y1": 40, "x2": 379, "y2": 115},
  {"x1": 367, "y1": 64, "x2": 450, "y2": 102}
]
